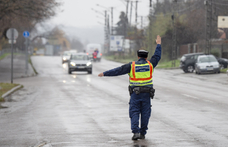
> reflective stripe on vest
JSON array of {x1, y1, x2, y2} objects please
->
[{"x1": 129, "y1": 61, "x2": 153, "y2": 86}]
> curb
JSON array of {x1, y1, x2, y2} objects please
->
[
  {"x1": 20, "y1": 73, "x2": 36, "y2": 78},
  {"x1": 2, "y1": 85, "x2": 23, "y2": 99}
]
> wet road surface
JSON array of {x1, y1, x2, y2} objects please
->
[{"x1": 0, "y1": 56, "x2": 228, "y2": 147}]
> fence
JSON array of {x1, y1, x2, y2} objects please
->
[
  {"x1": 178, "y1": 40, "x2": 228, "y2": 58},
  {"x1": 0, "y1": 49, "x2": 26, "y2": 57}
]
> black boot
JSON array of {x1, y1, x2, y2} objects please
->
[
  {"x1": 132, "y1": 133, "x2": 140, "y2": 140},
  {"x1": 139, "y1": 134, "x2": 145, "y2": 139}
]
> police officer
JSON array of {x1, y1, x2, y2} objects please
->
[{"x1": 98, "y1": 35, "x2": 161, "y2": 140}]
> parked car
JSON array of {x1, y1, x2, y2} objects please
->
[
  {"x1": 180, "y1": 53, "x2": 205, "y2": 73},
  {"x1": 195, "y1": 55, "x2": 220, "y2": 74},
  {"x1": 215, "y1": 57, "x2": 228, "y2": 69},
  {"x1": 68, "y1": 53, "x2": 92, "y2": 74}
]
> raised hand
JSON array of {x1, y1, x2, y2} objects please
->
[{"x1": 156, "y1": 35, "x2": 161, "y2": 45}]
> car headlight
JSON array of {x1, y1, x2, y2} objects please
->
[
  {"x1": 63, "y1": 57, "x2": 67, "y2": 60},
  {"x1": 70, "y1": 62, "x2": 76, "y2": 66},
  {"x1": 86, "y1": 62, "x2": 92, "y2": 66},
  {"x1": 214, "y1": 64, "x2": 219, "y2": 68},
  {"x1": 199, "y1": 65, "x2": 206, "y2": 69}
]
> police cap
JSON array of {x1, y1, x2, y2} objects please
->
[{"x1": 137, "y1": 50, "x2": 149, "y2": 58}]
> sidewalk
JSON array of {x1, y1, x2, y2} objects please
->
[{"x1": 0, "y1": 54, "x2": 35, "y2": 83}]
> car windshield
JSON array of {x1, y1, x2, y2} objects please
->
[
  {"x1": 71, "y1": 55, "x2": 89, "y2": 60},
  {"x1": 199, "y1": 56, "x2": 217, "y2": 63}
]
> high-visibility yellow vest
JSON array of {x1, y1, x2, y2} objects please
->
[{"x1": 129, "y1": 61, "x2": 153, "y2": 86}]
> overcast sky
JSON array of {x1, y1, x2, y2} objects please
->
[
  {"x1": 45, "y1": 0, "x2": 154, "y2": 44},
  {"x1": 50, "y1": 0, "x2": 152, "y2": 28}
]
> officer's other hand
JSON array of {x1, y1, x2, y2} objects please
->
[
  {"x1": 156, "y1": 35, "x2": 161, "y2": 45},
  {"x1": 98, "y1": 73, "x2": 104, "y2": 77}
]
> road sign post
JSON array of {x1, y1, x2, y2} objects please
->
[
  {"x1": 6, "y1": 28, "x2": 19, "y2": 83},
  {"x1": 11, "y1": 30, "x2": 14, "y2": 83},
  {"x1": 23, "y1": 31, "x2": 30, "y2": 75}
]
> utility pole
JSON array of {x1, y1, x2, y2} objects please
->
[
  {"x1": 135, "y1": 1, "x2": 138, "y2": 26},
  {"x1": 139, "y1": 16, "x2": 143, "y2": 30},
  {"x1": 104, "y1": 10, "x2": 107, "y2": 53},
  {"x1": 111, "y1": 7, "x2": 114, "y2": 35},
  {"x1": 130, "y1": 1, "x2": 133, "y2": 26},
  {"x1": 172, "y1": 0, "x2": 177, "y2": 67},
  {"x1": 134, "y1": 1, "x2": 138, "y2": 51},
  {"x1": 107, "y1": 14, "x2": 110, "y2": 53},
  {"x1": 122, "y1": 0, "x2": 130, "y2": 52},
  {"x1": 149, "y1": 0, "x2": 153, "y2": 52},
  {"x1": 205, "y1": 0, "x2": 212, "y2": 55},
  {"x1": 126, "y1": 0, "x2": 129, "y2": 19}
]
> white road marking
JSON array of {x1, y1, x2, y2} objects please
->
[
  {"x1": 182, "y1": 94, "x2": 198, "y2": 99},
  {"x1": 182, "y1": 94, "x2": 213, "y2": 103},
  {"x1": 204, "y1": 99, "x2": 213, "y2": 103}
]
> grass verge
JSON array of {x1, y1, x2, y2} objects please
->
[
  {"x1": 0, "y1": 53, "x2": 10, "y2": 60},
  {"x1": 104, "y1": 55, "x2": 181, "y2": 69},
  {"x1": 0, "y1": 83, "x2": 20, "y2": 102},
  {"x1": 220, "y1": 68, "x2": 228, "y2": 73},
  {"x1": 104, "y1": 55, "x2": 137, "y2": 64},
  {"x1": 156, "y1": 59, "x2": 180, "y2": 69},
  {"x1": 29, "y1": 56, "x2": 38, "y2": 75}
]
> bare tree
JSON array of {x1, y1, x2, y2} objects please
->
[{"x1": 0, "y1": 0, "x2": 60, "y2": 39}]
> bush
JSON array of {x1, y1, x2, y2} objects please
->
[{"x1": 211, "y1": 49, "x2": 220, "y2": 57}]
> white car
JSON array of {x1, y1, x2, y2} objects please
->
[
  {"x1": 62, "y1": 50, "x2": 78, "y2": 64},
  {"x1": 195, "y1": 55, "x2": 220, "y2": 74},
  {"x1": 62, "y1": 51, "x2": 71, "y2": 63}
]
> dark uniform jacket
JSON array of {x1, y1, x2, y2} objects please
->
[{"x1": 103, "y1": 44, "x2": 162, "y2": 86}]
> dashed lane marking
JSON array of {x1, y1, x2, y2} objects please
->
[{"x1": 182, "y1": 94, "x2": 198, "y2": 100}]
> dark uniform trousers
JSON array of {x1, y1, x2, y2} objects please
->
[{"x1": 129, "y1": 91, "x2": 151, "y2": 135}]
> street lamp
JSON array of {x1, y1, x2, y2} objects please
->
[{"x1": 91, "y1": 8, "x2": 105, "y2": 16}]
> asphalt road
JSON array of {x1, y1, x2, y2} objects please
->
[{"x1": 0, "y1": 56, "x2": 228, "y2": 147}]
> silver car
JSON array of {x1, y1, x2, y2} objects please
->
[
  {"x1": 195, "y1": 55, "x2": 220, "y2": 74},
  {"x1": 68, "y1": 53, "x2": 92, "y2": 74}
]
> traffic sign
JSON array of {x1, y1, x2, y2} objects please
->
[
  {"x1": 23, "y1": 31, "x2": 30, "y2": 38},
  {"x1": 6, "y1": 28, "x2": 19, "y2": 40}
]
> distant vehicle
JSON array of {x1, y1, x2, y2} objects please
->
[
  {"x1": 195, "y1": 55, "x2": 220, "y2": 74},
  {"x1": 68, "y1": 53, "x2": 92, "y2": 74},
  {"x1": 62, "y1": 50, "x2": 78, "y2": 64},
  {"x1": 86, "y1": 44, "x2": 102, "y2": 61},
  {"x1": 62, "y1": 51, "x2": 71, "y2": 64},
  {"x1": 69, "y1": 50, "x2": 77, "y2": 54},
  {"x1": 36, "y1": 49, "x2": 45, "y2": 56},
  {"x1": 215, "y1": 57, "x2": 228, "y2": 69},
  {"x1": 180, "y1": 53, "x2": 205, "y2": 73},
  {"x1": 45, "y1": 45, "x2": 54, "y2": 56}
]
